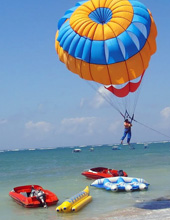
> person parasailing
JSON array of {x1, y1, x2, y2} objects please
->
[{"x1": 121, "y1": 119, "x2": 132, "y2": 145}]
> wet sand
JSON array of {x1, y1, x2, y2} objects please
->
[
  {"x1": 89, "y1": 207, "x2": 170, "y2": 220},
  {"x1": 89, "y1": 197, "x2": 170, "y2": 220}
]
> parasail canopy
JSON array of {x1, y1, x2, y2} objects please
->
[{"x1": 55, "y1": 0, "x2": 157, "y2": 118}]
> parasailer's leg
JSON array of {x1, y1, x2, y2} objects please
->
[
  {"x1": 121, "y1": 130, "x2": 128, "y2": 144},
  {"x1": 127, "y1": 131, "x2": 131, "y2": 145}
]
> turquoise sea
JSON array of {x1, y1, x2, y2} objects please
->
[{"x1": 1, "y1": 142, "x2": 170, "y2": 220}]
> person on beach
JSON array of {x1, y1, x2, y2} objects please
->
[
  {"x1": 30, "y1": 185, "x2": 37, "y2": 197},
  {"x1": 121, "y1": 119, "x2": 132, "y2": 145}
]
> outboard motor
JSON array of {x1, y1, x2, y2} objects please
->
[
  {"x1": 37, "y1": 189, "x2": 47, "y2": 208},
  {"x1": 118, "y1": 170, "x2": 124, "y2": 176}
]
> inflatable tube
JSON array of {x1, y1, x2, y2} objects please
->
[
  {"x1": 91, "y1": 177, "x2": 149, "y2": 192},
  {"x1": 72, "y1": 196, "x2": 92, "y2": 212},
  {"x1": 56, "y1": 186, "x2": 92, "y2": 212}
]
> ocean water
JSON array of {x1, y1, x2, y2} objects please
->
[{"x1": 0, "y1": 142, "x2": 170, "y2": 220}]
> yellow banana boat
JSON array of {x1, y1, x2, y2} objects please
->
[{"x1": 56, "y1": 186, "x2": 92, "y2": 212}]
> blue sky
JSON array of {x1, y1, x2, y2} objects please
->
[{"x1": 0, "y1": 0, "x2": 170, "y2": 150}]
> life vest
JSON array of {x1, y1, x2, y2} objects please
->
[{"x1": 124, "y1": 122, "x2": 131, "y2": 129}]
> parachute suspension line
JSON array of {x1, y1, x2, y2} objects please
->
[
  {"x1": 123, "y1": 60, "x2": 131, "y2": 119},
  {"x1": 106, "y1": 87, "x2": 126, "y2": 118},
  {"x1": 124, "y1": 110, "x2": 134, "y2": 123},
  {"x1": 88, "y1": 81, "x2": 125, "y2": 118},
  {"x1": 130, "y1": 84, "x2": 141, "y2": 121},
  {"x1": 125, "y1": 73, "x2": 145, "y2": 121},
  {"x1": 134, "y1": 119, "x2": 170, "y2": 139},
  {"x1": 125, "y1": 91, "x2": 131, "y2": 119},
  {"x1": 131, "y1": 73, "x2": 146, "y2": 120},
  {"x1": 133, "y1": 51, "x2": 146, "y2": 117},
  {"x1": 106, "y1": 86, "x2": 126, "y2": 116},
  {"x1": 109, "y1": 93, "x2": 126, "y2": 118},
  {"x1": 104, "y1": 46, "x2": 125, "y2": 117},
  {"x1": 132, "y1": 75, "x2": 145, "y2": 119},
  {"x1": 118, "y1": 90, "x2": 134, "y2": 122},
  {"x1": 86, "y1": 81, "x2": 125, "y2": 118}
]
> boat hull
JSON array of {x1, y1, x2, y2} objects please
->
[
  {"x1": 82, "y1": 167, "x2": 128, "y2": 179},
  {"x1": 9, "y1": 185, "x2": 59, "y2": 208}
]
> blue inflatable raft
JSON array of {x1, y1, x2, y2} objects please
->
[{"x1": 91, "y1": 177, "x2": 149, "y2": 192}]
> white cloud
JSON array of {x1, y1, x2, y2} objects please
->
[
  {"x1": 91, "y1": 86, "x2": 111, "y2": 108},
  {"x1": 58, "y1": 117, "x2": 97, "y2": 136},
  {"x1": 80, "y1": 98, "x2": 85, "y2": 108},
  {"x1": 25, "y1": 121, "x2": 52, "y2": 133},
  {"x1": 108, "y1": 120, "x2": 121, "y2": 133},
  {"x1": 0, "y1": 119, "x2": 7, "y2": 124},
  {"x1": 159, "y1": 107, "x2": 170, "y2": 131},
  {"x1": 160, "y1": 107, "x2": 170, "y2": 119}
]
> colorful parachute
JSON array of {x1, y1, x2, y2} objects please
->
[{"x1": 55, "y1": 0, "x2": 157, "y2": 117}]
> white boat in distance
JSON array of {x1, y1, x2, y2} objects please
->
[{"x1": 73, "y1": 148, "x2": 82, "y2": 153}]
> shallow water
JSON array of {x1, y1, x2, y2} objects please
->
[{"x1": 0, "y1": 142, "x2": 170, "y2": 219}]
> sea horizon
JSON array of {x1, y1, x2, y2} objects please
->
[{"x1": 1, "y1": 139, "x2": 170, "y2": 152}]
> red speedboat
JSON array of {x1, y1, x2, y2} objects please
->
[
  {"x1": 81, "y1": 167, "x2": 128, "y2": 179},
  {"x1": 9, "y1": 185, "x2": 59, "y2": 208}
]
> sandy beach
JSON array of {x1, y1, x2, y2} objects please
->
[
  {"x1": 89, "y1": 196, "x2": 170, "y2": 220},
  {"x1": 97, "y1": 207, "x2": 170, "y2": 220}
]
